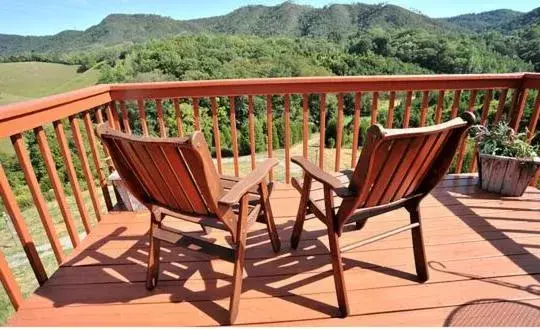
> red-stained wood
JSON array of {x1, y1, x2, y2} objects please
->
[
  {"x1": 210, "y1": 97, "x2": 223, "y2": 174},
  {"x1": 229, "y1": 97, "x2": 240, "y2": 177},
  {"x1": 435, "y1": 90, "x2": 445, "y2": 124},
  {"x1": 248, "y1": 96, "x2": 256, "y2": 170},
  {"x1": 266, "y1": 95, "x2": 274, "y2": 181},
  {"x1": 335, "y1": 93, "x2": 344, "y2": 171},
  {"x1": 83, "y1": 111, "x2": 113, "y2": 211},
  {"x1": 471, "y1": 90, "x2": 494, "y2": 172},
  {"x1": 403, "y1": 91, "x2": 412, "y2": 128},
  {"x1": 284, "y1": 94, "x2": 291, "y2": 183},
  {"x1": 480, "y1": 90, "x2": 493, "y2": 125},
  {"x1": 54, "y1": 120, "x2": 92, "y2": 233},
  {"x1": 450, "y1": 90, "x2": 462, "y2": 118},
  {"x1": 0, "y1": 163, "x2": 48, "y2": 285},
  {"x1": 0, "y1": 250, "x2": 23, "y2": 310},
  {"x1": 371, "y1": 91, "x2": 379, "y2": 125},
  {"x1": 494, "y1": 89, "x2": 508, "y2": 124},
  {"x1": 420, "y1": 91, "x2": 429, "y2": 127},
  {"x1": 468, "y1": 90, "x2": 478, "y2": 111},
  {"x1": 34, "y1": 126, "x2": 80, "y2": 247},
  {"x1": 69, "y1": 115, "x2": 102, "y2": 222},
  {"x1": 155, "y1": 99, "x2": 166, "y2": 137},
  {"x1": 11, "y1": 133, "x2": 65, "y2": 264},
  {"x1": 119, "y1": 101, "x2": 131, "y2": 134},
  {"x1": 351, "y1": 92, "x2": 362, "y2": 167},
  {"x1": 192, "y1": 97, "x2": 201, "y2": 131},
  {"x1": 108, "y1": 102, "x2": 121, "y2": 130},
  {"x1": 319, "y1": 94, "x2": 326, "y2": 169},
  {"x1": 510, "y1": 88, "x2": 529, "y2": 131},
  {"x1": 387, "y1": 91, "x2": 396, "y2": 128},
  {"x1": 137, "y1": 99, "x2": 149, "y2": 136},
  {"x1": 527, "y1": 92, "x2": 540, "y2": 143},
  {"x1": 173, "y1": 99, "x2": 184, "y2": 137},
  {"x1": 302, "y1": 94, "x2": 309, "y2": 158}
]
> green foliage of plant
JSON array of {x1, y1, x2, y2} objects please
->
[{"x1": 473, "y1": 122, "x2": 539, "y2": 159}]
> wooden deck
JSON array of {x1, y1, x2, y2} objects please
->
[{"x1": 8, "y1": 175, "x2": 540, "y2": 326}]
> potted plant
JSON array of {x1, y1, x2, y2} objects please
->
[{"x1": 473, "y1": 122, "x2": 539, "y2": 196}]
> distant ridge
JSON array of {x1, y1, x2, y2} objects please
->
[{"x1": 0, "y1": 1, "x2": 538, "y2": 56}]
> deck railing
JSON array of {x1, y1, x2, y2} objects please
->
[{"x1": 0, "y1": 73, "x2": 539, "y2": 311}]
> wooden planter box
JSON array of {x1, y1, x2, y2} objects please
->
[{"x1": 478, "y1": 153, "x2": 540, "y2": 197}]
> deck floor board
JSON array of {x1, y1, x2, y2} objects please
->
[{"x1": 8, "y1": 175, "x2": 540, "y2": 326}]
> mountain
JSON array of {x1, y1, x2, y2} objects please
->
[
  {"x1": 438, "y1": 9, "x2": 523, "y2": 32},
  {"x1": 0, "y1": 2, "x2": 538, "y2": 57}
]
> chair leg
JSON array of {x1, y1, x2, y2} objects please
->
[
  {"x1": 355, "y1": 218, "x2": 368, "y2": 230},
  {"x1": 291, "y1": 174, "x2": 312, "y2": 249},
  {"x1": 229, "y1": 196, "x2": 248, "y2": 325},
  {"x1": 259, "y1": 180, "x2": 280, "y2": 253},
  {"x1": 146, "y1": 222, "x2": 161, "y2": 290},
  {"x1": 327, "y1": 225, "x2": 350, "y2": 317},
  {"x1": 408, "y1": 203, "x2": 429, "y2": 283},
  {"x1": 324, "y1": 186, "x2": 349, "y2": 317}
]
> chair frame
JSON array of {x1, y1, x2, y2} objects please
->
[
  {"x1": 290, "y1": 112, "x2": 475, "y2": 317},
  {"x1": 96, "y1": 126, "x2": 281, "y2": 324}
]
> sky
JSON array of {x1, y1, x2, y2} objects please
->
[{"x1": 0, "y1": 0, "x2": 538, "y2": 36}]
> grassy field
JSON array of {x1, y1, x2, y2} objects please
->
[{"x1": 0, "y1": 61, "x2": 100, "y2": 156}]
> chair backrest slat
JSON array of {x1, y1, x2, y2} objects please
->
[
  {"x1": 96, "y1": 125, "x2": 224, "y2": 218},
  {"x1": 339, "y1": 112, "x2": 475, "y2": 226}
]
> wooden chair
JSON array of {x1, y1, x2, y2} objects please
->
[
  {"x1": 290, "y1": 112, "x2": 475, "y2": 317},
  {"x1": 96, "y1": 125, "x2": 281, "y2": 324}
]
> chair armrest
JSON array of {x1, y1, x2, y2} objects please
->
[
  {"x1": 291, "y1": 156, "x2": 345, "y2": 191},
  {"x1": 218, "y1": 158, "x2": 279, "y2": 205}
]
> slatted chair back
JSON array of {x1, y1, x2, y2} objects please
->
[
  {"x1": 337, "y1": 112, "x2": 475, "y2": 226},
  {"x1": 96, "y1": 125, "x2": 224, "y2": 218}
]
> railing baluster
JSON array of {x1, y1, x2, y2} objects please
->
[
  {"x1": 471, "y1": 90, "x2": 494, "y2": 172},
  {"x1": 119, "y1": 101, "x2": 131, "y2": 134},
  {"x1": 83, "y1": 111, "x2": 113, "y2": 211},
  {"x1": 468, "y1": 90, "x2": 478, "y2": 111},
  {"x1": 435, "y1": 90, "x2": 445, "y2": 124},
  {"x1": 54, "y1": 120, "x2": 92, "y2": 233},
  {"x1": 302, "y1": 93, "x2": 309, "y2": 158},
  {"x1": 155, "y1": 99, "x2": 166, "y2": 137},
  {"x1": 107, "y1": 102, "x2": 121, "y2": 130},
  {"x1": 0, "y1": 163, "x2": 48, "y2": 285},
  {"x1": 351, "y1": 92, "x2": 361, "y2": 168},
  {"x1": 284, "y1": 94, "x2": 291, "y2": 183},
  {"x1": 335, "y1": 93, "x2": 344, "y2": 171},
  {"x1": 173, "y1": 99, "x2": 184, "y2": 137},
  {"x1": 229, "y1": 97, "x2": 240, "y2": 177},
  {"x1": 420, "y1": 91, "x2": 429, "y2": 127},
  {"x1": 450, "y1": 90, "x2": 462, "y2": 118},
  {"x1": 527, "y1": 92, "x2": 540, "y2": 143},
  {"x1": 34, "y1": 126, "x2": 80, "y2": 247},
  {"x1": 248, "y1": 96, "x2": 256, "y2": 170},
  {"x1": 387, "y1": 91, "x2": 396, "y2": 128},
  {"x1": 137, "y1": 99, "x2": 149, "y2": 136},
  {"x1": 319, "y1": 94, "x2": 326, "y2": 169},
  {"x1": 510, "y1": 88, "x2": 529, "y2": 131},
  {"x1": 95, "y1": 107, "x2": 116, "y2": 173},
  {"x1": 11, "y1": 133, "x2": 65, "y2": 264},
  {"x1": 494, "y1": 89, "x2": 508, "y2": 124},
  {"x1": 0, "y1": 250, "x2": 23, "y2": 310},
  {"x1": 371, "y1": 91, "x2": 379, "y2": 125},
  {"x1": 266, "y1": 95, "x2": 274, "y2": 181},
  {"x1": 69, "y1": 115, "x2": 102, "y2": 222},
  {"x1": 193, "y1": 97, "x2": 201, "y2": 131},
  {"x1": 480, "y1": 90, "x2": 493, "y2": 125},
  {"x1": 210, "y1": 97, "x2": 222, "y2": 174},
  {"x1": 403, "y1": 91, "x2": 412, "y2": 128}
]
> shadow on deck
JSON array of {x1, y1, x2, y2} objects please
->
[{"x1": 8, "y1": 175, "x2": 540, "y2": 326}]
